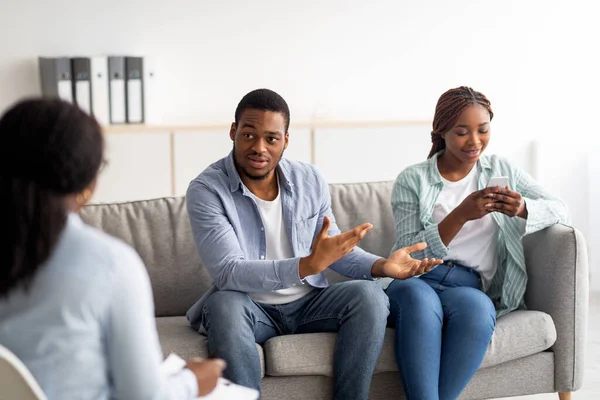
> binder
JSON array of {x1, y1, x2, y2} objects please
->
[
  {"x1": 71, "y1": 58, "x2": 92, "y2": 115},
  {"x1": 108, "y1": 57, "x2": 126, "y2": 124},
  {"x1": 142, "y1": 56, "x2": 162, "y2": 124},
  {"x1": 125, "y1": 57, "x2": 144, "y2": 123},
  {"x1": 90, "y1": 56, "x2": 110, "y2": 125},
  {"x1": 38, "y1": 57, "x2": 73, "y2": 102}
]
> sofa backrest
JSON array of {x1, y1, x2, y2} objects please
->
[{"x1": 80, "y1": 181, "x2": 396, "y2": 317}]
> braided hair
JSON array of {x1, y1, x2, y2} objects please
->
[
  {"x1": 0, "y1": 99, "x2": 104, "y2": 297},
  {"x1": 428, "y1": 86, "x2": 494, "y2": 158}
]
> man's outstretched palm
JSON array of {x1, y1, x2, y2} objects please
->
[{"x1": 378, "y1": 243, "x2": 442, "y2": 280}]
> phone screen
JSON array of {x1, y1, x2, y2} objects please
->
[{"x1": 487, "y1": 176, "x2": 509, "y2": 188}]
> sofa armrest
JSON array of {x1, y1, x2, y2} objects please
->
[{"x1": 523, "y1": 224, "x2": 589, "y2": 392}]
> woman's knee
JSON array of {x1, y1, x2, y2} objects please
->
[
  {"x1": 443, "y1": 288, "x2": 496, "y2": 330},
  {"x1": 387, "y1": 278, "x2": 442, "y2": 310},
  {"x1": 386, "y1": 278, "x2": 443, "y2": 324}
]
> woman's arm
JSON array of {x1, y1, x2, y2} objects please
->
[
  {"x1": 105, "y1": 245, "x2": 198, "y2": 400},
  {"x1": 391, "y1": 175, "x2": 449, "y2": 260}
]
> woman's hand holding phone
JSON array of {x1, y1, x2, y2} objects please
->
[{"x1": 484, "y1": 186, "x2": 528, "y2": 218}]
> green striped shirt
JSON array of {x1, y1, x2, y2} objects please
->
[{"x1": 389, "y1": 151, "x2": 570, "y2": 317}]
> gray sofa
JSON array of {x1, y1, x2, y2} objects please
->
[{"x1": 80, "y1": 181, "x2": 589, "y2": 399}]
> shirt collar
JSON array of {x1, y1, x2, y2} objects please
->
[
  {"x1": 427, "y1": 151, "x2": 444, "y2": 185},
  {"x1": 428, "y1": 150, "x2": 491, "y2": 184},
  {"x1": 225, "y1": 151, "x2": 294, "y2": 193},
  {"x1": 225, "y1": 151, "x2": 243, "y2": 192},
  {"x1": 478, "y1": 153, "x2": 491, "y2": 170},
  {"x1": 68, "y1": 212, "x2": 83, "y2": 224}
]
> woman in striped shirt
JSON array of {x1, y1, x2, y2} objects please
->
[{"x1": 384, "y1": 86, "x2": 569, "y2": 400}]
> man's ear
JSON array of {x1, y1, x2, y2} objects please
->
[
  {"x1": 229, "y1": 123, "x2": 237, "y2": 141},
  {"x1": 284, "y1": 132, "x2": 289, "y2": 150}
]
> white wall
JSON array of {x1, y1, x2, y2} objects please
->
[
  {"x1": 1, "y1": 0, "x2": 599, "y2": 288},
  {"x1": 1, "y1": 0, "x2": 599, "y2": 127}
]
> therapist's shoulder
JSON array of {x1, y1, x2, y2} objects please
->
[{"x1": 74, "y1": 220, "x2": 147, "y2": 281}]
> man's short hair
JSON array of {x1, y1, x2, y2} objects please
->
[{"x1": 235, "y1": 89, "x2": 290, "y2": 132}]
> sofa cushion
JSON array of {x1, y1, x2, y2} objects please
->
[
  {"x1": 156, "y1": 316, "x2": 265, "y2": 377},
  {"x1": 480, "y1": 310, "x2": 557, "y2": 368},
  {"x1": 264, "y1": 310, "x2": 556, "y2": 376},
  {"x1": 81, "y1": 197, "x2": 212, "y2": 317},
  {"x1": 263, "y1": 329, "x2": 397, "y2": 377},
  {"x1": 328, "y1": 181, "x2": 395, "y2": 260}
]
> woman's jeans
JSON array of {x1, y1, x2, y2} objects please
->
[{"x1": 386, "y1": 262, "x2": 496, "y2": 400}]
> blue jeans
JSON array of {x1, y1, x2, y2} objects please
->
[
  {"x1": 386, "y1": 262, "x2": 496, "y2": 400},
  {"x1": 202, "y1": 281, "x2": 389, "y2": 400}
]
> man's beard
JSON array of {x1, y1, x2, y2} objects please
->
[{"x1": 233, "y1": 144, "x2": 285, "y2": 181}]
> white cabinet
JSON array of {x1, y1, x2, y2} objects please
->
[
  {"x1": 93, "y1": 132, "x2": 172, "y2": 203},
  {"x1": 173, "y1": 130, "x2": 234, "y2": 197},
  {"x1": 314, "y1": 124, "x2": 432, "y2": 184},
  {"x1": 282, "y1": 127, "x2": 312, "y2": 164}
]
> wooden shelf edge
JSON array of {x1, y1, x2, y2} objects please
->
[{"x1": 102, "y1": 119, "x2": 431, "y2": 134}]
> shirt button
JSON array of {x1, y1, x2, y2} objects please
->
[
  {"x1": 260, "y1": 255, "x2": 265, "y2": 260},
  {"x1": 260, "y1": 227, "x2": 264, "y2": 231},
  {"x1": 292, "y1": 283, "x2": 297, "y2": 287},
  {"x1": 363, "y1": 275, "x2": 367, "y2": 278}
]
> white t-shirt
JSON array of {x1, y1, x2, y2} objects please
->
[
  {"x1": 432, "y1": 167, "x2": 499, "y2": 289},
  {"x1": 249, "y1": 184, "x2": 314, "y2": 305}
]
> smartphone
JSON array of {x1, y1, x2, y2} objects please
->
[{"x1": 487, "y1": 176, "x2": 509, "y2": 188}]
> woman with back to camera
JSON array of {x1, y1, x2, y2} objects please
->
[
  {"x1": 0, "y1": 98, "x2": 225, "y2": 399},
  {"x1": 384, "y1": 86, "x2": 570, "y2": 400}
]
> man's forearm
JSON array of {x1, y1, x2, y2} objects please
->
[{"x1": 209, "y1": 258, "x2": 303, "y2": 292}]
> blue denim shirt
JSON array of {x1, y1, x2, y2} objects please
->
[{"x1": 185, "y1": 152, "x2": 380, "y2": 330}]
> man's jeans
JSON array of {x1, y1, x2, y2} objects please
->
[
  {"x1": 202, "y1": 280, "x2": 389, "y2": 400},
  {"x1": 386, "y1": 262, "x2": 497, "y2": 400}
]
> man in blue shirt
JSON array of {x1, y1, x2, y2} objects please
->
[{"x1": 186, "y1": 89, "x2": 441, "y2": 399}]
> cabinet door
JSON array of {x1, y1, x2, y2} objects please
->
[
  {"x1": 314, "y1": 125, "x2": 431, "y2": 184},
  {"x1": 173, "y1": 130, "x2": 233, "y2": 197},
  {"x1": 93, "y1": 132, "x2": 172, "y2": 203},
  {"x1": 173, "y1": 128, "x2": 312, "y2": 197},
  {"x1": 283, "y1": 127, "x2": 312, "y2": 164}
]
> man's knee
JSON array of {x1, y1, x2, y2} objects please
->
[
  {"x1": 203, "y1": 291, "x2": 255, "y2": 329},
  {"x1": 344, "y1": 281, "x2": 390, "y2": 320}
]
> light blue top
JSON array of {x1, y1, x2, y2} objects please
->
[
  {"x1": 185, "y1": 152, "x2": 381, "y2": 331},
  {"x1": 0, "y1": 214, "x2": 198, "y2": 400},
  {"x1": 389, "y1": 152, "x2": 570, "y2": 317}
]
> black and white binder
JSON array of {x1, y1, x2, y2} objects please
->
[
  {"x1": 108, "y1": 56, "x2": 126, "y2": 124},
  {"x1": 39, "y1": 57, "x2": 73, "y2": 102},
  {"x1": 125, "y1": 57, "x2": 144, "y2": 123},
  {"x1": 71, "y1": 58, "x2": 92, "y2": 115}
]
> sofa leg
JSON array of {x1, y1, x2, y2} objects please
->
[{"x1": 558, "y1": 392, "x2": 572, "y2": 400}]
